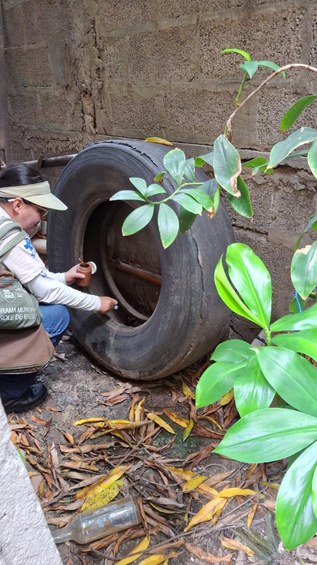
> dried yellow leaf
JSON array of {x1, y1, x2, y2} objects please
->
[
  {"x1": 197, "y1": 415, "x2": 222, "y2": 430},
  {"x1": 218, "y1": 487, "x2": 257, "y2": 498},
  {"x1": 247, "y1": 503, "x2": 258, "y2": 528},
  {"x1": 198, "y1": 484, "x2": 219, "y2": 498},
  {"x1": 147, "y1": 413, "x2": 175, "y2": 434},
  {"x1": 221, "y1": 537, "x2": 255, "y2": 557},
  {"x1": 181, "y1": 383, "x2": 195, "y2": 399},
  {"x1": 219, "y1": 390, "x2": 234, "y2": 406},
  {"x1": 81, "y1": 480, "x2": 122, "y2": 512},
  {"x1": 73, "y1": 417, "x2": 108, "y2": 425},
  {"x1": 211, "y1": 498, "x2": 227, "y2": 525},
  {"x1": 183, "y1": 475, "x2": 208, "y2": 493},
  {"x1": 167, "y1": 466, "x2": 218, "y2": 497},
  {"x1": 259, "y1": 481, "x2": 280, "y2": 489},
  {"x1": 107, "y1": 419, "x2": 132, "y2": 426},
  {"x1": 75, "y1": 465, "x2": 129, "y2": 499},
  {"x1": 163, "y1": 409, "x2": 188, "y2": 428},
  {"x1": 134, "y1": 399, "x2": 145, "y2": 422},
  {"x1": 166, "y1": 466, "x2": 196, "y2": 480},
  {"x1": 183, "y1": 419, "x2": 194, "y2": 442},
  {"x1": 144, "y1": 137, "x2": 173, "y2": 146},
  {"x1": 116, "y1": 536, "x2": 150, "y2": 565},
  {"x1": 184, "y1": 498, "x2": 225, "y2": 531}
]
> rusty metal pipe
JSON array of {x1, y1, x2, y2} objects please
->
[
  {"x1": 23, "y1": 154, "x2": 77, "y2": 169},
  {"x1": 109, "y1": 259, "x2": 161, "y2": 286}
]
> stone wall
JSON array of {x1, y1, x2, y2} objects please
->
[{"x1": 2, "y1": 0, "x2": 317, "y2": 325}]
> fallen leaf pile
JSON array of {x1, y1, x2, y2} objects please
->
[{"x1": 9, "y1": 369, "x2": 284, "y2": 564}]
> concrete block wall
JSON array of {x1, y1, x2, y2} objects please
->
[{"x1": 2, "y1": 0, "x2": 317, "y2": 324}]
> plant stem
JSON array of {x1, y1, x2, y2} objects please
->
[
  {"x1": 264, "y1": 328, "x2": 272, "y2": 346},
  {"x1": 146, "y1": 181, "x2": 203, "y2": 204},
  {"x1": 226, "y1": 63, "x2": 317, "y2": 140},
  {"x1": 235, "y1": 72, "x2": 248, "y2": 107}
]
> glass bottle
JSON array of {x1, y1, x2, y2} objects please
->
[{"x1": 52, "y1": 497, "x2": 141, "y2": 544}]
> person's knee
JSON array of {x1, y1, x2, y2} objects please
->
[
  {"x1": 56, "y1": 304, "x2": 70, "y2": 333},
  {"x1": 39, "y1": 303, "x2": 70, "y2": 344}
]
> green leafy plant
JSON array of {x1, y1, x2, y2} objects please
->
[
  {"x1": 110, "y1": 52, "x2": 317, "y2": 249},
  {"x1": 110, "y1": 49, "x2": 290, "y2": 248},
  {"x1": 110, "y1": 51, "x2": 317, "y2": 547},
  {"x1": 196, "y1": 234, "x2": 317, "y2": 550}
]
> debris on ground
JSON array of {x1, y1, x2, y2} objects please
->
[{"x1": 7, "y1": 335, "x2": 317, "y2": 564}]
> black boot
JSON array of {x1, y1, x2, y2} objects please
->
[{"x1": 2, "y1": 383, "x2": 48, "y2": 414}]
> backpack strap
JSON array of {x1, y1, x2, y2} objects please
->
[{"x1": 0, "y1": 218, "x2": 27, "y2": 259}]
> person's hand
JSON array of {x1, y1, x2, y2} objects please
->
[
  {"x1": 98, "y1": 296, "x2": 118, "y2": 314},
  {"x1": 65, "y1": 264, "x2": 85, "y2": 284}
]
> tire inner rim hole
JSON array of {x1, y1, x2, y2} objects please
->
[{"x1": 82, "y1": 201, "x2": 162, "y2": 327}]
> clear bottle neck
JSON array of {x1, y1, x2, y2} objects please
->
[{"x1": 52, "y1": 525, "x2": 72, "y2": 544}]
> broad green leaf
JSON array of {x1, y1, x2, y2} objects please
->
[
  {"x1": 276, "y1": 440, "x2": 317, "y2": 550},
  {"x1": 257, "y1": 60, "x2": 283, "y2": 74},
  {"x1": 213, "y1": 187, "x2": 220, "y2": 215},
  {"x1": 173, "y1": 193, "x2": 203, "y2": 214},
  {"x1": 196, "y1": 361, "x2": 248, "y2": 409},
  {"x1": 163, "y1": 148, "x2": 186, "y2": 185},
  {"x1": 240, "y1": 60, "x2": 259, "y2": 79},
  {"x1": 109, "y1": 190, "x2": 146, "y2": 202},
  {"x1": 312, "y1": 466, "x2": 317, "y2": 518},
  {"x1": 227, "y1": 176, "x2": 253, "y2": 218},
  {"x1": 256, "y1": 347, "x2": 317, "y2": 417},
  {"x1": 179, "y1": 188, "x2": 214, "y2": 211},
  {"x1": 234, "y1": 356, "x2": 275, "y2": 417},
  {"x1": 146, "y1": 183, "x2": 166, "y2": 197},
  {"x1": 271, "y1": 303, "x2": 317, "y2": 332},
  {"x1": 194, "y1": 156, "x2": 205, "y2": 167},
  {"x1": 122, "y1": 204, "x2": 154, "y2": 236},
  {"x1": 268, "y1": 127, "x2": 317, "y2": 169},
  {"x1": 199, "y1": 151, "x2": 214, "y2": 167},
  {"x1": 213, "y1": 135, "x2": 242, "y2": 195},
  {"x1": 129, "y1": 177, "x2": 148, "y2": 196},
  {"x1": 272, "y1": 329, "x2": 317, "y2": 362},
  {"x1": 179, "y1": 208, "x2": 196, "y2": 233},
  {"x1": 225, "y1": 243, "x2": 272, "y2": 328},
  {"x1": 242, "y1": 156, "x2": 268, "y2": 171},
  {"x1": 221, "y1": 48, "x2": 252, "y2": 61},
  {"x1": 199, "y1": 178, "x2": 219, "y2": 196},
  {"x1": 183, "y1": 158, "x2": 196, "y2": 182},
  {"x1": 214, "y1": 256, "x2": 264, "y2": 326},
  {"x1": 211, "y1": 339, "x2": 254, "y2": 365},
  {"x1": 157, "y1": 203, "x2": 179, "y2": 249},
  {"x1": 280, "y1": 95, "x2": 317, "y2": 132},
  {"x1": 308, "y1": 139, "x2": 317, "y2": 179},
  {"x1": 214, "y1": 408, "x2": 317, "y2": 463},
  {"x1": 291, "y1": 242, "x2": 317, "y2": 299}
]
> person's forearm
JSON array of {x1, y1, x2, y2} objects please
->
[
  {"x1": 26, "y1": 274, "x2": 101, "y2": 311},
  {"x1": 39, "y1": 267, "x2": 67, "y2": 283}
]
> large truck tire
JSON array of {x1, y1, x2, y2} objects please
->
[{"x1": 47, "y1": 139, "x2": 234, "y2": 380}]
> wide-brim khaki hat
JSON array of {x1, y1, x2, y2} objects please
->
[{"x1": 0, "y1": 181, "x2": 67, "y2": 211}]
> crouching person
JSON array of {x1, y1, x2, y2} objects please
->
[{"x1": 0, "y1": 163, "x2": 117, "y2": 413}]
